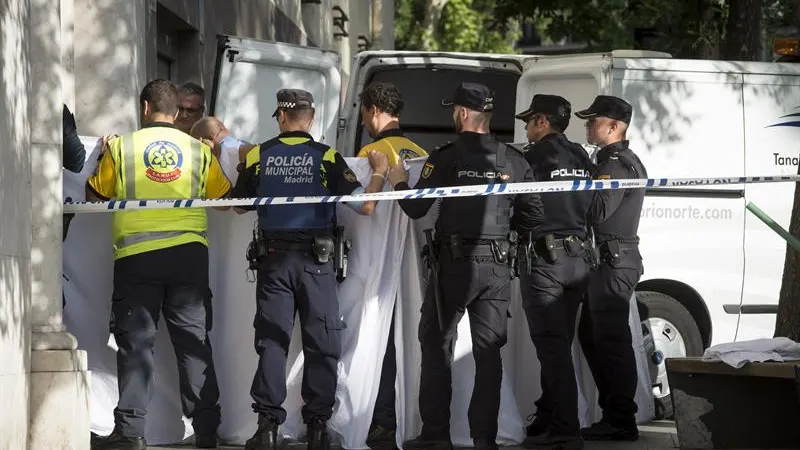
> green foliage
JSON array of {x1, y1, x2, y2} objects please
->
[
  {"x1": 395, "y1": 0, "x2": 520, "y2": 53},
  {"x1": 395, "y1": 0, "x2": 800, "y2": 59}
]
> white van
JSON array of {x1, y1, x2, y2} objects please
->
[{"x1": 209, "y1": 35, "x2": 800, "y2": 419}]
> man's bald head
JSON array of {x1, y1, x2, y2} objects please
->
[{"x1": 190, "y1": 116, "x2": 228, "y2": 143}]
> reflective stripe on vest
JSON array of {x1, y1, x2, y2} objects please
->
[
  {"x1": 111, "y1": 127, "x2": 211, "y2": 259},
  {"x1": 114, "y1": 230, "x2": 209, "y2": 250}
]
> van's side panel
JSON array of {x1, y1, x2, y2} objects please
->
[
  {"x1": 738, "y1": 74, "x2": 800, "y2": 341},
  {"x1": 613, "y1": 67, "x2": 746, "y2": 345},
  {"x1": 515, "y1": 56, "x2": 609, "y2": 144},
  {"x1": 212, "y1": 36, "x2": 341, "y2": 146}
]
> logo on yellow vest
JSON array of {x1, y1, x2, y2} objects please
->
[
  {"x1": 144, "y1": 141, "x2": 183, "y2": 183},
  {"x1": 398, "y1": 148, "x2": 420, "y2": 160}
]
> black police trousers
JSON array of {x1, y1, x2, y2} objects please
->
[
  {"x1": 418, "y1": 255, "x2": 512, "y2": 441},
  {"x1": 251, "y1": 249, "x2": 345, "y2": 424},
  {"x1": 110, "y1": 243, "x2": 220, "y2": 438},
  {"x1": 577, "y1": 246, "x2": 643, "y2": 428},
  {"x1": 521, "y1": 244, "x2": 591, "y2": 437}
]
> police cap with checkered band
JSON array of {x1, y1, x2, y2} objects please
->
[{"x1": 272, "y1": 89, "x2": 315, "y2": 118}]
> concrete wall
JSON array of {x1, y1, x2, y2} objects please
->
[
  {"x1": 72, "y1": 0, "x2": 382, "y2": 132},
  {"x1": 0, "y1": 0, "x2": 32, "y2": 447},
  {"x1": 29, "y1": 0, "x2": 90, "y2": 447},
  {"x1": 74, "y1": 0, "x2": 147, "y2": 136}
]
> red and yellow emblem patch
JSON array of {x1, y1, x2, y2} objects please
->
[{"x1": 421, "y1": 162, "x2": 434, "y2": 179}]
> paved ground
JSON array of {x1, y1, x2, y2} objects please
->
[{"x1": 148, "y1": 421, "x2": 679, "y2": 450}]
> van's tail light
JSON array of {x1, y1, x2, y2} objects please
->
[{"x1": 775, "y1": 37, "x2": 800, "y2": 56}]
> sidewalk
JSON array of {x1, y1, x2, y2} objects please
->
[{"x1": 149, "y1": 421, "x2": 680, "y2": 450}]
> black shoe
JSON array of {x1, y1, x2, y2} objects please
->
[
  {"x1": 246, "y1": 415, "x2": 280, "y2": 450},
  {"x1": 402, "y1": 436, "x2": 453, "y2": 450},
  {"x1": 525, "y1": 413, "x2": 550, "y2": 437},
  {"x1": 580, "y1": 420, "x2": 639, "y2": 441},
  {"x1": 523, "y1": 431, "x2": 583, "y2": 450},
  {"x1": 367, "y1": 424, "x2": 397, "y2": 449},
  {"x1": 90, "y1": 429, "x2": 146, "y2": 450},
  {"x1": 196, "y1": 432, "x2": 219, "y2": 448},
  {"x1": 307, "y1": 419, "x2": 330, "y2": 450},
  {"x1": 473, "y1": 438, "x2": 498, "y2": 450}
]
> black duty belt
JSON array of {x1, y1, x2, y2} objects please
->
[
  {"x1": 599, "y1": 240, "x2": 638, "y2": 250},
  {"x1": 438, "y1": 238, "x2": 498, "y2": 258},
  {"x1": 267, "y1": 241, "x2": 313, "y2": 251},
  {"x1": 523, "y1": 235, "x2": 585, "y2": 250},
  {"x1": 446, "y1": 243, "x2": 495, "y2": 257}
]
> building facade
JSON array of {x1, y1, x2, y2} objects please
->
[
  {"x1": 71, "y1": 0, "x2": 394, "y2": 136},
  {"x1": 0, "y1": 0, "x2": 391, "y2": 448}
]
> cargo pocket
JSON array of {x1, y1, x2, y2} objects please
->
[
  {"x1": 609, "y1": 248, "x2": 644, "y2": 275},
  {"x1": 109, "y1": 292, "x2": 132, "y2": 335},
  {"x1": 322, "y1": 314, "x2": 346, "y2": 359}
]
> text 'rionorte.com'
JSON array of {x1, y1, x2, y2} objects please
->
[{"x1": 640, "y1": 204, "x2": 734, "y2": 220}]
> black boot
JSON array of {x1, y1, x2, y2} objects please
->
[
  {"x1": 402, "y1": 436, "x2": 453, "y2": 450},
  {"x1": 90, "y1": 429, "x2": 146, "y2": 450},
  {"x1": 307, "y1": 419, "x2": 330, "y2": 450},
  {"x1": 367, "y1": 423, "x2": 397, "y2": 450},
  {"x1": 473, "y1": 438, "x2": 498, "y2": 450},
  {"x1": 523, "y1": 431, "x2": 583, "y2": 450},
  {"x1": 580, "y1": 419, "x2": 639, "y2": 441},
  {"x1": 245, "y1": 415, "x2": 280, "y2": 450},
  {"x1": 525, "y1": 413, "x2": 550, "y2": 437},
  {"x1": 196, "y1": 432, "x2": 219, "y2": 448}
]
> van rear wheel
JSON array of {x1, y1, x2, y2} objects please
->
[{"x1": 636, "y1": 290, "x2": 703, "y2": 420}]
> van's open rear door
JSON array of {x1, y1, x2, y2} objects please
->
[{"x1": 210, "y1": 35, "x2": 341, "y2": 147}]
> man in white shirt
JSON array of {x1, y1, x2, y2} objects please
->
[{"x1": 190, "y1": 116, "x2": 255, "y2": 181}]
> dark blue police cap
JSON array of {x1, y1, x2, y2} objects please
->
[
  {"x1": 575, "y1": 95, "x2": 632, "y2": 124},
  {"x1": 441, "y1": 82, "x2": 495, "y2": 112},
  {"x1": 272, "y1": 89, "x2": 315, "y2": 117},
  {"x1": 515, "y1": 94, "x2": 571, "y2": 122}
]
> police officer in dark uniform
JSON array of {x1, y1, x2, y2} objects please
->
[
  {"x1": 386, "y1": 82, "x2": 544, "y2": 450},
  {"x1": 575, "y1": 95, "x2": 647, "y2": 441},
  {"x1": 514, "y1": 95, "x2": 595, "y2": 450},
  {"x1": 232, "y1": 89, "x2": 391, "y2": 450}
]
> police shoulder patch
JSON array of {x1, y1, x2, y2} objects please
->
[
  {"x1": 421, "y1": 162, "x2": 435, "y2": 179},
  {"x1": 343, "y1": 168, "x2": 358, "y2": 183}
]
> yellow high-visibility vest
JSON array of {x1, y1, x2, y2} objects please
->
[{"x1": 109, "y1": 126, "x2": 212, "y2": 259}]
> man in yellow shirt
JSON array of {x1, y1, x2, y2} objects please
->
[
  {"x1": 356, "y1": 81, "x2": 427, "y2": 449},
  {"x1": 87, "y1": 79, "x2": 230, "y2": 450},
  {"x1": 357, "y1": 81, "x2": 427, "y2": 165}
]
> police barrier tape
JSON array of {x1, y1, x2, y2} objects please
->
[{"x1": 63, "y1": 174, "x2": 800, "y2": 214}]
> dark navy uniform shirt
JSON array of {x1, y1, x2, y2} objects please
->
[
  {"x1": 395, "y1": 132, "x2": 544, "y2": 239},
  {"x1": 589, "y1": 140, "x2": 648, "y2": 243},
  {"x1": 523, "y1": 132, "x2": 595, "y2": 240}
]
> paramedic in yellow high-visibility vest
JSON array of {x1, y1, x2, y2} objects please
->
[
  {"x1": 356, "y1": 81, "x2": 428, "y2": 449},
  {"x1": 86, "y1": 79, "x2": 229, "y2": 450}
]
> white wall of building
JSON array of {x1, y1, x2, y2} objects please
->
[{"x1": 0, "y1": 0, "x2": 33, "y2": 445}]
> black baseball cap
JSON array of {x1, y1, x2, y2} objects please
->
[
  {"x1": 574, "y1": 95, "x2": 632, "y2": 124},
  {"x1": 272, "y1": 89, "x2": 315, "y2": 117},
  {"x1": 515, "y1": 94, "x2": 571, "y2": 122},
  {"x1": 441, "y1": 82, "x2": 495, "y2": 112}
]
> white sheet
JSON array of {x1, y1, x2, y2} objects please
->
[
  {"x1": 63, "y1": 136, "x2": 653, "y2": 448},
  {"x1": 702, "y1": 337, "x2": 800, "y2": 368}
]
